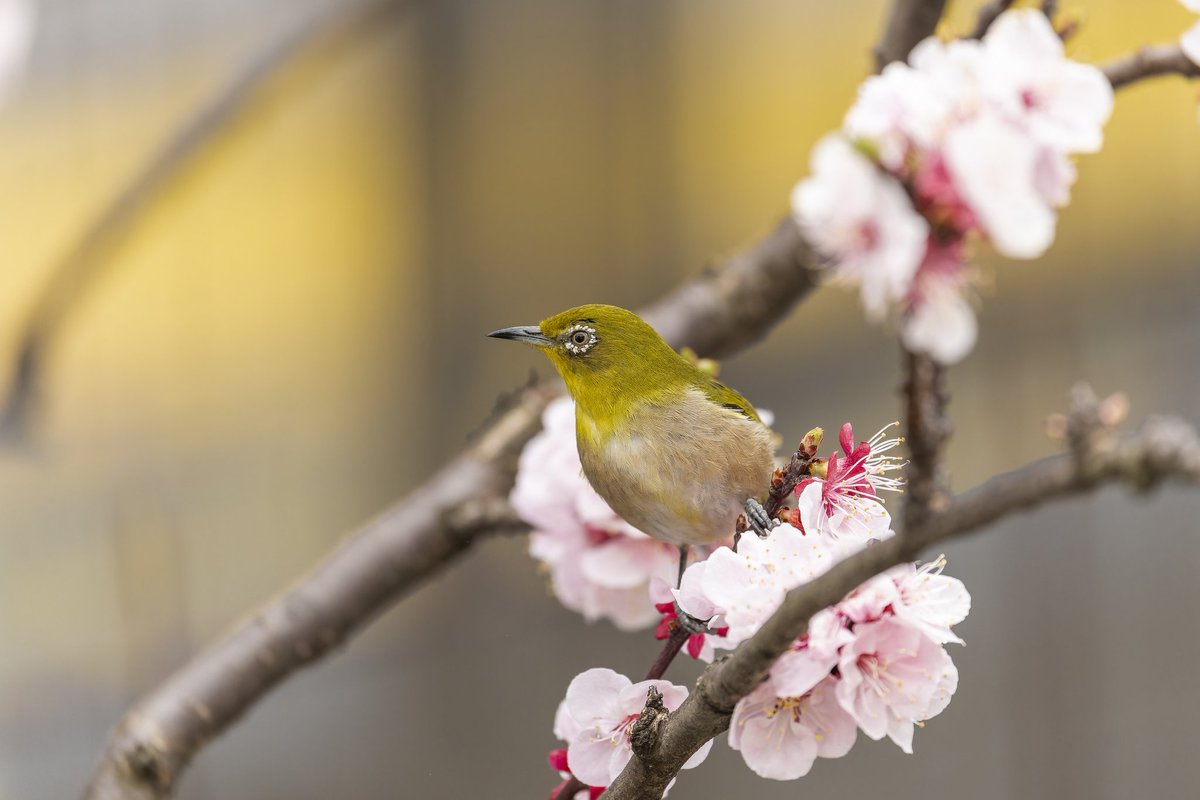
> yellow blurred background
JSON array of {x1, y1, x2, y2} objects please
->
[{"x1": 0, "y1": 0, "x2": 1197, "y2": 797}]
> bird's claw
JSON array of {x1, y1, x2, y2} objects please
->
[
  {"x1": 744, "y1": 498, "x2": 777, "y2": 538},
  {"x1": 675, "y1": 603, "x2": 712, "y2": 636}
]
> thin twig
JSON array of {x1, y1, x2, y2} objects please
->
[
  {"x1": 601, "y1": 412, "x2": 1200, "y2": 800},
  {"x1": 874, "y1": 0, "x2": 949, "y2": 72},
  {"x1": 902, "y1": 350, "x2": 951, "y2": 528},
  {"x1": 1102, "y1": 44, "x2": 1200, "y2": 89}
]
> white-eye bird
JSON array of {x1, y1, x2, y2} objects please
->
[{"x1": 489, "y1": 304, "x2": 776, "y2": 579}]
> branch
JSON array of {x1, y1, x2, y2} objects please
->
[
  {"x1": 1102, "y1": 44, "x2": 1200, "y2": 89},
  {"x1": 602, "y1": 411, "x2": 1200, "y2": 799},
  {"x1": 874, "y1": 0, "x2": 949, "y2": 72},
  {"x1": 902, "y1": 350, "x2": 951, "y2": 528},
  {"x1": 639, "y1": 217, "x2": 818, "y2": 359}
]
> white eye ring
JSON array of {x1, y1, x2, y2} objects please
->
[{"x1": 563, "y1": 324, "x2": 598, "y2": 355}]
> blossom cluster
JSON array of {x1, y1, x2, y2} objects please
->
[
  {"x1": 674, "y1": 484, "x2": 969, "y2": 779},
  {"x1": 549, "y1": 668, "x2": 710, "y2": 795},
  {"x1": 543, "y1": 422, "x2": 969, "y2": 788},
  {"x1": 512, "y1": 396, "x2": 680, "y2": 631},
  {"x1": 793, "y1": 9, "x2": 1113, "y2": 364}
]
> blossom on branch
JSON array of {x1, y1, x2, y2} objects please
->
[
  {"x1": 729, "y1": 675, "x2": 857, "y2": 780},
  {"x1": 650, "y1": 420, "x2": 971, "y2": 780},
  {"x1": 835, "y1": 618, "x2": 959, "y2": 753},
  {"x1": 793, "y1": 8, "x2": 1113, "y2": 364},
  {"x1": 556, "y1": 668, "x2": 712, "y2": 788},
  {"x1": 792, "y1": 422, "x2": 903, "y2": 542}
]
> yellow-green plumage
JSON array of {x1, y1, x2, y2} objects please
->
[{"x1": 490, "y1": 304, "x2": 775, "y2": 546}]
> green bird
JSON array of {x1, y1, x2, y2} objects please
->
[{"x1": 489, "y1": 304, "x2": 776, "y2": 579}]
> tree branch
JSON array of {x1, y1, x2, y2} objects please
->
[
  {"x1": 602, "y1": 411, "x2": 1200, "y2": 800},
  {"x1": 874, "y1": 0, "x2": 949, "y2": 72},
  {"x1": 902, "y1": 350, "x2": 952, "y2": 528},
  {"x1": 1102, "y1": 44, "x2": 1200, "y2": 89}
]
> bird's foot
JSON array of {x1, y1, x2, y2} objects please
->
[
  {"x1": 744, "y1": 498, "x2": 778, "y2": 538},
  {"x1": 674, "y1": 604, "x2": 713, "y2": 636}
]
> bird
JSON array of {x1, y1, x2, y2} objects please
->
[{"x1": 489, "y1": 304, "x2": 776, "y2": 585}]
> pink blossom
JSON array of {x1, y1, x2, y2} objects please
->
[
  {"x1": 835, "y1": 618, "x2": 959, "y2": 753},
  {"x1": 888, "y1": 556, "x2": 972, "y2": 645},
  {"x1": 562, "y1": 668, "x2": 711, "y2": 786},
  {"x1": 729, "y1": 675, "x2": 857, "y2": 780},
  {"x1": 770, "y1": 609, "x2": 854, "y2": 697},
  {"x1": 1181, "y1": 1, "x2": 1200, "y2": 66},
  {"x1": 840, "y1": 556, "x2": 971, "y2": 645},
  {"x1": 794, "y1": 422, "x2": 903, "y2": 542},
  {"x1": 700, "y1": 523, "x2": 849, "y2": 645},
  {"x1": 844, "y1": 62, "x2": 955, "y2": 171},
  {"x1": 901, "y1": 269, "x2": 978, "y2": 365},
  {"x1": 943, "y1": 112, "x2": 1055, "y2": 259},
  {"x1": 792, "y1": 135, "x2": 929, "y2": 320},
  {"x1": 513, "y1": 397, "x2": 678, "y2": 630},
  {"x1": 981, "y1": 9, "x2": 1113, "y2": 154},
  {"x1": 550, "y1": 701, "x2": 601, "y2": 799}
]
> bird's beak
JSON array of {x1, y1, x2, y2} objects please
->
[{"x1": 487, "y1": 325, "x2": 553, "y2": 347}]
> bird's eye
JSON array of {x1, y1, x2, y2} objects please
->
[{"x1": 563, "y1": 324, "x2": 597, "y2": 355}]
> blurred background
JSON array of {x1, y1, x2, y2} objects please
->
[{"x1": 0, "y1": 0, "x2": 1197, "y2": 798}]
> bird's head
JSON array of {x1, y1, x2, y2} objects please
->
[{"x1": 488, "y1": 304, "x2": 688, "y2": 405}]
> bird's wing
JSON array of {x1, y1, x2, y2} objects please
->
[{"x1": 699, "y1": 378, "x2": 763, "y2": 424}]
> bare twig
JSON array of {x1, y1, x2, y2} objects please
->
[
  {"x1": 902, "y1": 350, "x2": 952, "y2": 528},
  {"x1": 874, "y1": 0, "x2": 949, "y2": 72},
  {"x1": 601, "y1": 412, "x2": 1200, "y2": 800},
  {"x1": 1102, "y1": 44, "x2": 1200, "y2": 89},
  {"x1": 0, "y1": 0, "x2": 411, "y2": 439},
  {"x1": 966, "y1": 0, "x2": 1016, "y2": 40}
]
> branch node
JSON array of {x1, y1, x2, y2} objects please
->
[
  {"x1": 124, "y1": 741, "x2": 171, "y2": 792},
  {"x1": 629, "y1": 687, "x2": 668, "y2": 761}
]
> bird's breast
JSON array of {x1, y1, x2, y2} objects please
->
[{"x1": 576, "y1": 388, "x2": 775, "y2": 546}]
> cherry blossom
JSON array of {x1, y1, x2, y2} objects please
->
[
  {"x1": 561, "y1": 668, "x2": 711, "y2": 787},
  {"x1": 650, "y1": 570, "x2": 727, "y2": 661},
  {"x1": 835, "y1": 618, "x2": 959, "y2": 753},
  {"x1": 729, "y1": 675, "x2": 857, "y2": 780},
  {"x1": 793, "y1": 422, "x2": 903, "y2": 542},
  {"x1": 513, "y1": 397, "x2": 678, "y2": 630},
  {"x1": 792, "y1": 134, "x2": 929, "y2": 320},
  {"x1": 901, "y1": 255, "x2": 978, "y2": 365},
  {"x1": 770, "y1": 609, "x2": 854, "y2": 698},
  {"x1": 980, "y1": 10, "x2": 1113, "y2": 154},
  {"x1": 700, "y1": 522, "x2": 850, "y2": 646},
  {"x1": 841, "y1": 556, "x2": 971, "y2": 645},
  {"x1": 794, "y1": 8, "x2": 1113, "y2": 364}
]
